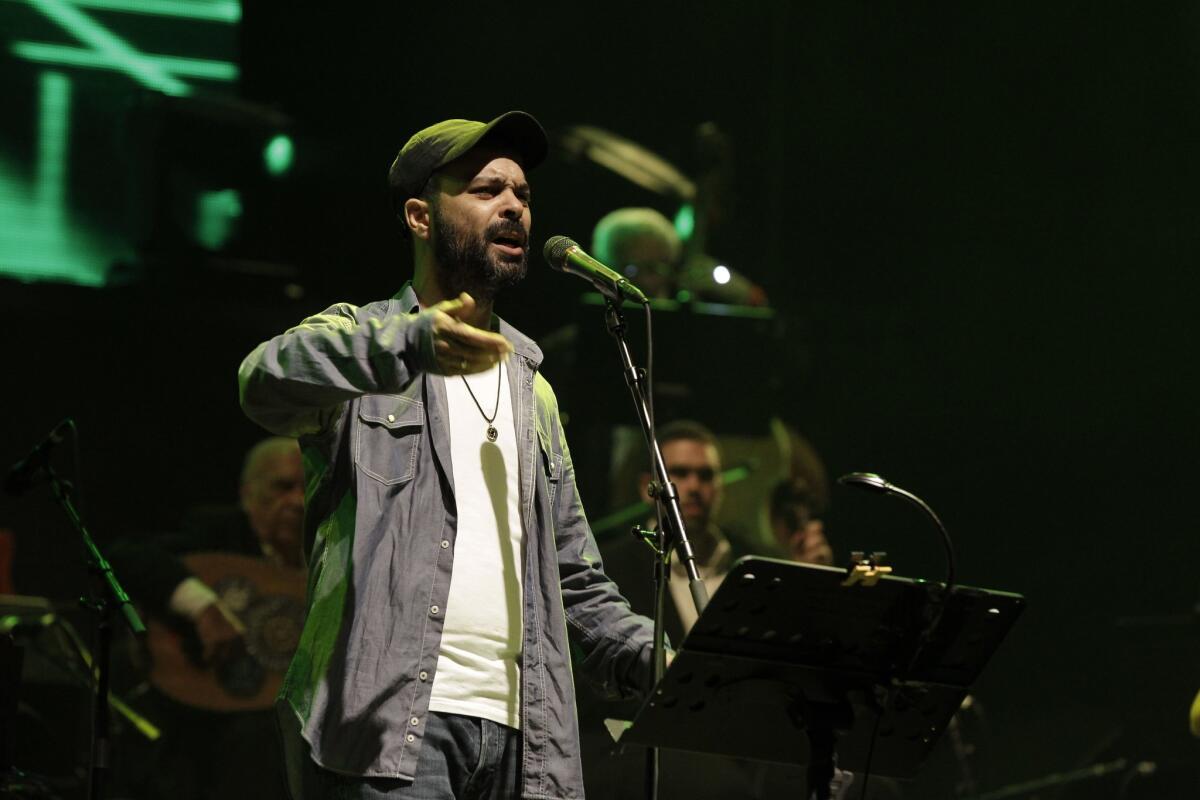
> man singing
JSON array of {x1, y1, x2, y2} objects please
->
[{"x1": 238, "y1": 111, "x2": 656, "y2": 800}]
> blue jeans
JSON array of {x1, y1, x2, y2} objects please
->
[{"x1": 316, "y1": 713, "x2": 521, "y2": 800}]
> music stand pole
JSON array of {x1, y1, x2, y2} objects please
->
[{"x1": 46, "y1": 468, "x2": 144, "y2": 800}]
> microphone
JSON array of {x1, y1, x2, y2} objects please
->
[
  {"x1": 5, "y1": 419, "x2": 71, "y2": 496},
  {"x1": 543, "y1": 236, "x2": 649, "y2": 304}
]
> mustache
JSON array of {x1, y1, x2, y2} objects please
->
[{"x1": 485, "y1": 220, "x2": 527, "y2": 244}]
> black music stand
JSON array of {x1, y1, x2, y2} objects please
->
[{"x1": 615, "y1": 557, "x2": 1024, "y2": 797}]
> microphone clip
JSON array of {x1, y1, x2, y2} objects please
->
[{"x1": 631, "y1": 525, "x2": 664, "y2": 557}]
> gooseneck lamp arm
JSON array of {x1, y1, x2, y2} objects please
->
[{"x1": 836, "y1": 472, "x2": 957, "y2": 595}]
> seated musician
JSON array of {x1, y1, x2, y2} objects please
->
[
  {"x1": 578, "y1": 420, "x2": 797, "y2": 800},
  {"x1": 109, "y1": 436, "x2": 303, "y2": 800},
  {"x1": 768, "y1": 476, "x2": 834, "y2": 566}
]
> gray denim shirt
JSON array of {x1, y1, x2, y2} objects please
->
[{"x1": 238, "y1": 284, "x2": 654, "y2": 800}]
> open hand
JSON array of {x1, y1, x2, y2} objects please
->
[
  {"x1": 426, "y1": 293, "x2": 513, "y2": 375},
  {"x1": 788, "y1": 520, "x2": 834, "y2": 566}
]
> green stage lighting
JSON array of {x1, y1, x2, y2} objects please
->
[
  {"x1": 264, "y1": 134, "x2": 294, "y2": 177},
  {"x1": 674, "y1": 202, "x2": 695, "y2": 242}
]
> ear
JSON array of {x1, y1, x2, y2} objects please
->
[{"x1": 404, "y1": 197, "x2": 432, "y2": 241}]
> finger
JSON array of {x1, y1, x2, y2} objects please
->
[
  {"x1": 436, "y1": 335, "x2": 501, "y2": 362},
  {"x1": 430, "y1": 293, "x2": 469, "y2": 318},
  {"x1": 438, "y1": 353, "x2": 498, "y2": 376},
  {"x1": 430, "y1": 347, "x2": 498, "y2": 376},
  {"x1": 217, "y1": 605, "x2": 247, "y2": 635},
  {"x1": 442, "y1": 292, "x2": 476, "y2": 320},
  {"x1": 430, "y1": 309, "x2": 512, "y2": 354},
  {"x1": 430, "y1": 292, "x2": 482, "y2": 326},
  {"x1": 439, "y1": 317, "x2": 513, "y2": 355}
]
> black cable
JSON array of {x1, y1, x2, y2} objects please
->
[
  {"x1": 643, "y1": 301, "x2": 655, "y2": 440},
  {"x1": 644, "y1": 301, "x2": 661, "y2": 537},
  {"x1": 858, "y1": 707, "x2": 884, "y2": 800}
]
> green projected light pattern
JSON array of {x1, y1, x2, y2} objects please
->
[
  {"x1": 11, "y1": 41, "x2": 239, "y2": 81},
  {"x1": 0, "y1": 72, "x2": 112, "y2": 285},
  {"x1": 26, "y1": 0, "x2": 191, "y2": 95},
  {"x1": 37, "y1": 70, "x2": 69, "y2": 218},
  {"x1": 0, "y1": 0, "x2": 241, "y2": 286},
  {"x1": 66, "y1": 0, "x2": 240, "y2": 22}
]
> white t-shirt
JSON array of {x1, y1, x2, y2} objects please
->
[{"x1": 428, "y1": 361, "x2": 525, "y2": 729}]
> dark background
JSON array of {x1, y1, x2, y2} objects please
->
[{"x1": 2, "y1": 2, "x2": 1198, "y2": 796}]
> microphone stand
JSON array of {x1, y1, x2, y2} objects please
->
[
  {"x1": 601, "y1": 298, "x2": 708, "y2": 800},
  {"x1": 45, "y1": 467, "x2": 145, "y2": 800}
]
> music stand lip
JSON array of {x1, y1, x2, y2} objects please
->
[{"x1": 617, "y1": 556, "x2": 1025, "y2": 780}]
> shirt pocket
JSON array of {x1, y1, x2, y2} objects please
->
[{"x1": 355, "y1": 394, "x2": 424, "y2": 486}]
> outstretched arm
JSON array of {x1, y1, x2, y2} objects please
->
[{"x1": 238, "y1": 292, "x2": 511, "y2": 436}]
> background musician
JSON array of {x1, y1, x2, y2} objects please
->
[{"x1": 109, "y1": 436, "x2": 304, "y2": 800}]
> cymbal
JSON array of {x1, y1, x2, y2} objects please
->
[{"x1": 556, "y1": 125, "x2": 696, "y2": 202}]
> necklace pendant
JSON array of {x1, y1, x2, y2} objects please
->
[{"x1": 486, "y1": 425, "x2": 498, "y2": 443}]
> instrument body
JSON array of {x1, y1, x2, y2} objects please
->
[{"x1": 145, "y1": 553, "x2": 305, "y2": 712}]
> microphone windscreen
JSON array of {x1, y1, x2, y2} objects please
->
[{"x1": 543, "y1": 236, "x2": 578, "y2": 271}]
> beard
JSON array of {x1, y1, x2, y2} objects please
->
[{"x1": 430, "y1": 205, "x2": 528, "y2": 302}]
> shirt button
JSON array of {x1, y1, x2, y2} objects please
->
[
  {"x1": 406, "y1": 733, "x2": 415, "y2": 743},
  {"x1": 430, "y1": 605, "x2": 439, "y2": 615},
  {"x1": 410, "y1": 716, "x2": 419, "y2": 726},
  {"x1": 386, "y1": 413, "x2": 396, "y2": 423},
  {"x1": 419, "y1": 670, "x2": 428, "y2": 681},
  {"x1": 440, "y1": 540, "x2": 449, "y2": 549}
]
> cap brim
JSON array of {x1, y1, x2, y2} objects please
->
[{"x1": 448, "y1": 110, "x2": 548, "y2": 173}]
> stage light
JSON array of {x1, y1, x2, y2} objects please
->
[
  {"x1": 264, "y1": 134, "x2": 295, "y2": 177},
  {"x1": 195, "y1": 189, "x2": 242, "y2": 250},
  {"x1": 674, "y1": 203, "x2": 695, "y2": 242},
  {"x1": 712, "y1": 265, "x2": 731, "y2": 285}
]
